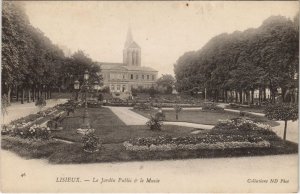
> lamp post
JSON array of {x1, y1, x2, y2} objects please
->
[
  {"x1": 94, "y1": 81, "x2": 99, "y2": 92},
  {"x1": 74, "y1": 70, "x2": 100, "y2": 129},
  {"x1": 74, "y1": 80, "x2": 80, "y2": 101},
  {"x1": 82, "y1": 70, "x2": 90, "y2": 129}
]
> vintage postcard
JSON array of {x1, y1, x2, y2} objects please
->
[{"x1": 1, "y1": 1, "x2": 299, "y2": 193}]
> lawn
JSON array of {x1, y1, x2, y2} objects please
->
[
  {"x1": 131, "y1": 109, "x2": 279, "y2": 127},
  {"x1": 51, "y1": 107, "x2": 195, "y2": 144},
  {"x1": 1, "y1": 106, "x2": 296, "y2": 164}
]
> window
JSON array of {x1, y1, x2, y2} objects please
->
[
  {"x1": 123, "y1": 74, "x2": 125, "y2": 79},
  {"x1": 147, "y1": 75, "x2": 149, "y2": 80},
  {"x1": 122, "y1": 85, "x2": 126, "y2": 92},
  {"x1": 152, "y1": 75, "x2": 155, "y2": 80},
  {"x1": 131, "y1": 74, "x2": 133, "y2": 79},
  {"x1": 136, "y1": 75, "x2": 138, "y2": 79},
  {"x1": 111, "y1": 85, "x2": 115, "y2": 91},
  {"x1": 117, "y1": 85, "x2": 120, "y2": 91},
  {"x1": 142, "y1": 75, "x2": 144, "y2": 80}
]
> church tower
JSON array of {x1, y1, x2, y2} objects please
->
[{"x1": 123, "y1": 27, "x2": 141, "y2": 66}]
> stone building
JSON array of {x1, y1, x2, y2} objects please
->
[{"x1": 98, "y1": 28, "x2": 158, "y2": 98}]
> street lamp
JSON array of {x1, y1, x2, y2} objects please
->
[
  {"x1": 84, "y1": 70, "x2": 89, "y2": 80},
  {"x1": 74, "y1": 80, "x2": 80, "y2": 101},
  {"x1": 94, "y1": 81, "x2": 99, "y2": 91},
  {"x1": 82, "y1": 70, "x2": 90, "y2": 129},
  {"x1": 74, "y1": 70, "x2": 101, "y2": 129}
]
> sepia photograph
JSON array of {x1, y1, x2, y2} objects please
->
[{"x1": 0, "y1": 0, "x2": 299, "y2": 193}]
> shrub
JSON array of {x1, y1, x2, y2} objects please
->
[
  {"x1": 202, "y1": 102, "x2": 224, "y2": 111},
  {"x1": 35, "y1": 97, "x2": 46, "y2": 112},
  {"x1": 82, "y1": 131, "x2": 101, "y2": 153},
  {"x1": 240, "y1": 111, "x2": 247, "y2": 117},
  {"x1": 146, "y1": 115, "x2": 163, "y2": 130},
  {"x1": 47, "y1": 115, "x2": 64, "y2": 129},
  {"x1": 1, "y1": 125, "x2": 10, "y2": 135},
  {"x1": 155, "y1": 111, "x2": 166, "y2": 121},
  {"x1": 264, "y1": 103, "x2": 298, "y2": 142},
  {"x1": 64, "y1": 100, "x2": 77, "y2": 115}
]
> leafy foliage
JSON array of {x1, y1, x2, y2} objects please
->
[
  {"x1": 1, "y1": 2, "x2": 102, "y2": 100},
  {"x1": 35, "y1": 97, "x2": 46, "y2": 111},
  {"x1": 156, "y1": 74, "x2": 175, "y2": 94},
  {"x1": 82, "y1": 131, "x2": 101, "y2": 152},
  {"x1": 265, "y1": 103, "x2": 298, "y2": 141},
  {"x1": 264, "y1": 103, "x2": 298, "y2": 122},
  {"x1": 146, "y1": 115, "x2": 163, "y2": 130},
  {"x1": 174, "y1": 15, "x2": 299, "y2": 103}
]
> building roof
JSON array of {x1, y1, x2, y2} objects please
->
[
  {"x1": 123, "y1": 66, "x2": 157, "y2": 72},
  {"x1": 97, "y1": 62, "x2": 124, "y2": 70},
  {"x1": 97, "y1": 62, "x2": 157, "y2": 72},
  {"x1": 126, "y1": 41, "x2": 141, "y2": 49}
]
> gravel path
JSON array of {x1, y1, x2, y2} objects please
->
[{"x1": 108, "y1": 106, "x2": 149, "y2": 125}]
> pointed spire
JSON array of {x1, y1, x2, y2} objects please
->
[{"x1": 124, "y1": 26, "x2": 133, "y2": 48}]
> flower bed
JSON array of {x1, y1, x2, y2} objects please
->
[
  {"x1": 124, "y1": 138, "x2": 270, "y2": 152},
  {"x1": 213, "y1": 117, "x2": 272, "y2": 131},
  {"x1": 1, "y1": 102, "x2": 69, "y2": 137},
  {"x1": 6, "y1": 124, "x2": 51, "y2": 140},
  {"x1": 123, "y1": 134, "x2": 271, "y2": 152},
  {"x1": 152, "y1": 103, "x2": 200, "y2": 108}
]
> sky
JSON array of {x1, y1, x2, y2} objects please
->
[{"x1": 23, "y1": 1, "x2": 298, "y2": 76}]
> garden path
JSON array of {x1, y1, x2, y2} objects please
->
[
  {"x1": 1, "y1": 149, "x2": 297, "y2": 193},
  {"x1": 1, "y1": 99, "x2": 68, "y2": 125}
]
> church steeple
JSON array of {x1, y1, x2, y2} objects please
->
[
  {"x1": 124, "y1": 27, "x2": 133, "y2": 48},
  {"x1": 123, "y1": 27, "x2": 141, "y2": 66}
]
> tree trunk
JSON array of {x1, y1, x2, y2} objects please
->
[
  {"x1": 7, "y1": 86, "x2": 11, "y2": 104},
  {"x1": 44, "y1": 89, "x2": 47, "y2": 100},
  {"x1": 263, "y1": 88, "x2": 266, "y2": 101},
  {"x1": 215, "y1": 89, "x2": 219, "y2": 102},
  {"x1": 27, "y1": 89, "x2": 31, "y2": 103},
  {"x1": 21, "y1": 88, "x2": 25, "y2": 104},
  {"x1": 235, "y1": 91, "x2": 238, "y2": 103},
  {"x1": 251, "y1": 89, "x2": 254, "y2": 104},
  {"x1": 239, "y1": 90, "x2": 242, "y2": 104},
  {"x1": 176, "y1": 114, "x2": 178, "y2": 120},
  {"x1": 33, "y1": 88, "x2": 36, "y2": 102},
  {"x1": 258, "y1": 89, "x2": 261, "y2": 104},
  {"x1": 16, "y1": 87, "x2": 19, "y2": 102},
  {"x1": 281, "y1": 87, "x2": 286, "y2": 102},
  {"x1": 283, "y1": 120, "x2": 287, "y2": 143}
]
